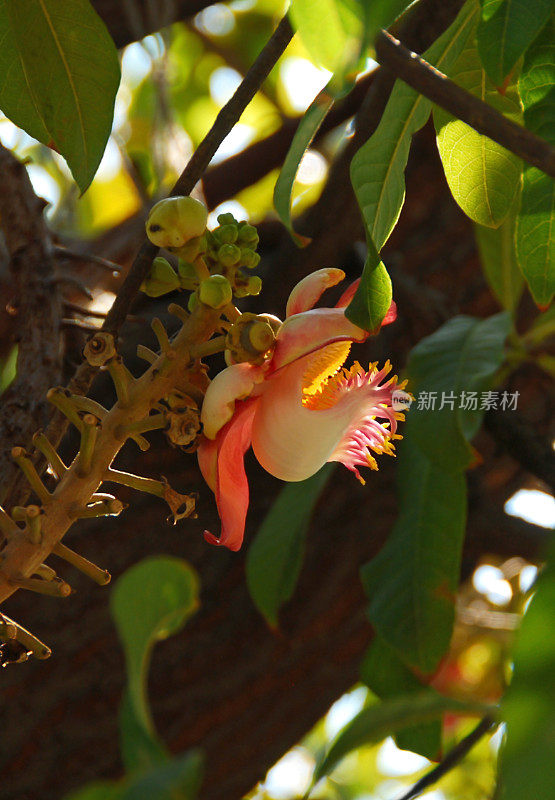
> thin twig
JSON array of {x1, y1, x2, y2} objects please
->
[
  {"x1": 394, "y1": 715, "x2": 497, "y2": 800},
  {"x1": 54, "y1": 245, "x2": 122, "y2": 273},
  {"x1": 375, "y1": 30, "x2": 555, "y2": 178}
]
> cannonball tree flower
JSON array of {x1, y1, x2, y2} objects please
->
[{"x1": 198, "y1": 268, "x2": 405, "y2": 551}]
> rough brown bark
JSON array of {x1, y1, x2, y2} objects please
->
[{"x1": 0, "y1": 146, "x2": 63, "y2": 506}]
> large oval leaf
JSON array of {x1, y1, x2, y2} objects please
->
[
  {"x1": 515, "y1": 17, "x2": 555, "y2": 307},
  {"x1": 477, "y1": 0, "x2": 555, "y2": 86},
  {"x1": 434, "y1": 30, "x2": 522, "y2": 228},
  {"x1": 288, "y1": 0, "x2": 363, "y2": 79},
  {"x1": 0, "y1": 0, "x2": 120, "y2": 192},
  {"x1": 361, "y1": 431, "x2": 467, "y2": 673}
]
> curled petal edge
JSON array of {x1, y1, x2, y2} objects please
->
[
  {"x1": 286, "y1": 268, "x2": 345, "y2": 317},
  {"x1": 201, "y1": 362, "x2": 265, "y2": 440}
]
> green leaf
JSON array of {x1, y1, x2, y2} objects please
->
[
  {"x1": 361, "y1": 432, "x2": 467, "y2": 673},
  {"x1": 111, "y1": 556, "x2": 199, "y2": 738},
  {"x1": 407, "y1": 313, "x2": 512, "y2": 471},
  {"x1": 119, "y1": 690, "x2": 168, "y2": 774},
  {"x1": 274, "y1": 88, "x2": 334, "y2": 246},
  {"x1": 0, "y1": 0, "x2": 120, "y2": 192},
  {"x1": 64, "y1": 783, "x2": 122, "y2": 800},
  {"x1": 120, "y1": 751, "x2": 203, "y2": 800},
  {"x1": 434, "y1": 31, "x2": 522, "y2": 228},
  {"x1": 477, "y1": 0, "x2": 555, "y2": 86},
  {"x1": 246, "y1": 465, "x2": 333, "y2": 626},
  {"x1": 500, "y1": 540, "x2": 555, "y2": 800},
  {"x1": 515, "y1": 18, "x2": 555, "y2": 307},
  {"x1": 351, "y1": 0, "x2": 477, "y2": 252},
  {"x1": 344, "y1": 237, "x2": 392, "y2": 331},
  {"x1": 361, "y1": 637, "x2": 442, "y2": 759},
  {"x1": 313, "y1": 691, "x2": 491, "y2": 782},
  {"x1": 288, "y1": 0, "x2": 363, "y2": 79},
  {"x1": 360, "y1": 1, "x2": 412, "y2": 42},
  {"x1": 475, "y1": 208, "x2": 524, "y2": 311}
]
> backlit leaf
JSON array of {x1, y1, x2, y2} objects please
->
[
  {"x1": 344, "y1": 237, "x2": 392, "y2": 331},
  {"x1": 0, "y1": 0, "x2": 120, "y2": 192},
  {"x1": 434, "y1": 31, "x2": 522, "y2": 228},
  {"x1": 288, "y1": 0, "x2": 363, "y2": 79},
  {"x1": 274, "y1": 87, "x2": 334, "y2": 246}
]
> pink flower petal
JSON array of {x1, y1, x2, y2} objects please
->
[
  {"x1": 272, "y1": 307, "x2": 367, "y2": 371},
  {"x1": 201, "y1": 362, "x2": 265, "y2": 440},
  {"x1": 286, "y1": 268, "x2": 345, "y2": 317},
  {"x1": 198, "y1": 398, "x2": 259, "y2": 551}
]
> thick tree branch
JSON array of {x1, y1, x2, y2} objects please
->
[
  {"x1": 375, "y1": 30, "x2": 555, "y2": 178},
  {"x1": 0, "y1": 146, "x2": 63, "y2": 505}
]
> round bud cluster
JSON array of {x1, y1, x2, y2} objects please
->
[{"x1": 204, "y1": 213, "x2": 262, "y2": 297}]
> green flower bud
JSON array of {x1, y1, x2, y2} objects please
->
[
  {"x1": 240, "y1": 248, "x2": 260, "y2": 269},
  {"x1": 146, "y1": 196, "x2": 208, "y2": 250},
  {"x1": 140, "y1": 257, "x2": 180, "y2": 297},
  {"x1": 187, "y1": 292, "x2": 199, "y2": 312},
  {"x1": 198, "y1": 274, "x2": 233, "y2": 309},
  {"x1": 247, "y1": 275, "x2": 262, "y2": 295},
  {"x1": 215, "y1": 224, "x2": 238, "y2": 244},
  {"x1": 218, "y1": 243, "x2": 241, "y2": 267},
  {"x1": 217, "y1": 212, "x2": 237, "y2": 226},
  {"x1": 238, "y1": 224, "x2": 259, "y2": 246},
  {"x1": 178, "y1": 260, "x2": 197, "y2": 281}
]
